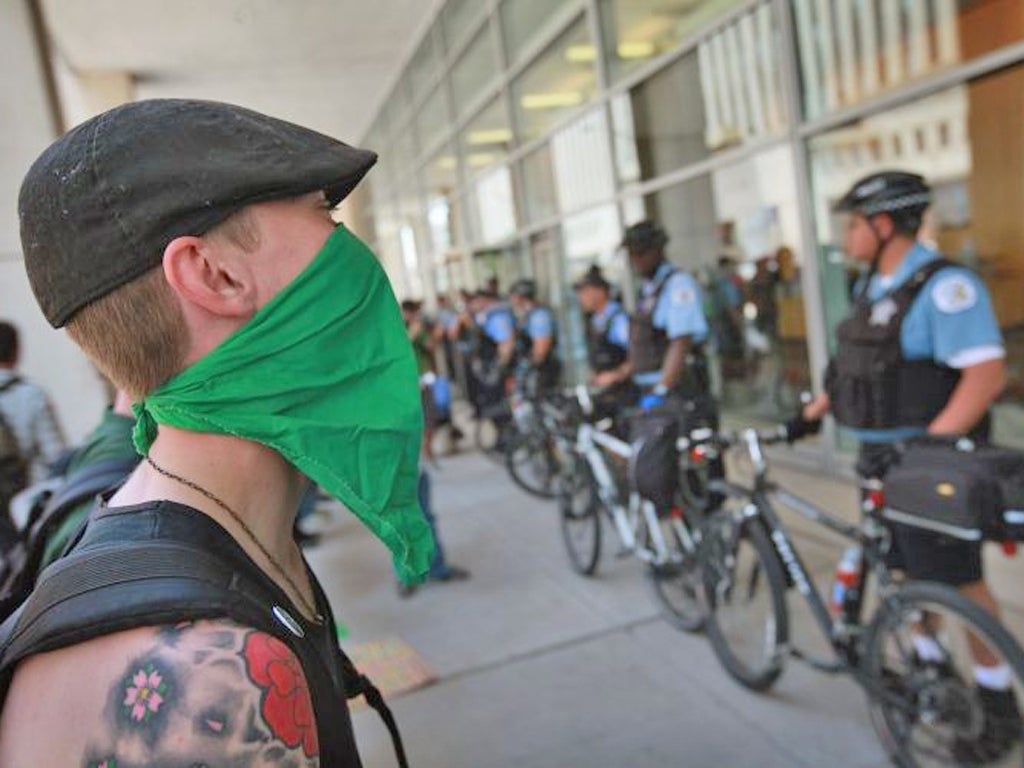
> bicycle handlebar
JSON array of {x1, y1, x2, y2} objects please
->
[{"x1": 676, "y1": 424, "x2": 789, "y2": 453}]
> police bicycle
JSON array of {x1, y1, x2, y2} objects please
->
[
  {"x1": 554, "y1": 387, "x2": 711, "y2": 632},
  {"x1": 692, "y1": 426, "x2": 1024, "y2": 767}
]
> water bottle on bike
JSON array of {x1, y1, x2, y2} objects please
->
[{"x1": 829, "y1": 546, "x2": 863, "y2": 622}]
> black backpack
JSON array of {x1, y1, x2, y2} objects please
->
[
  {"x1": 0, "y1": 503, "x2": 409, "y2": 767},
  {"x1": 0, "y1": 456, "x2": 138, "y2": 610},
  {"x1": 0, "y1": 379, "x2": 28, "y2": 537}
]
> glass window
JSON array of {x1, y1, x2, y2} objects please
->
[
  {"x1": 599, "y1": 0, "x2": 744, "y2": 82},
  {"x1": 473, "y1": 242, "x2": 527, "y2": 294},
  {"x1": 626, "y1": 146, "x2": 812, "y2": 423},
  {"x1": 809, "y1": 68, "x2": 1024, "y2": 448},
  {"x1": 500, "y1": 0, "x2": 576, "y2": 66},
  {"x1": 425, "y1": 145, "x2": 462, "y2": 253},
  {"x1": 473, "y1": 164, "x2": 518, "y2": 245},
  {"x1": 408, "y1": 31, "x2": 442, "y2": 99},
  {"x1": 794, "y1": 0, "x2": 1024, "y2": 120},
  {"x1": 512, "y1": 18, "x2": 599, "y2": 144},
  {"x1": 611, "y1": 4, "x2": 786, "y2": 183},
  {"x1": 442, "y1": 0, "x2": 488, "y2": 53},
  {"x1": 521, "y1": 144, "x2": 559, "y2": 224},
  {"x1": 390, "y1": 121, "x2": 418, "y2": 178},
  {"x1": 462, "y1": 97, "x2": 514, "y2": 172},
  {"x1": 416, "y1": 84, "x2": 453, "y2": 156},
  {"x1": 521, "y1": 106, "x2": 616, "y2": 224},
  {"x1": 451, "y1": 25, "x2": 500, "y2": 119}
]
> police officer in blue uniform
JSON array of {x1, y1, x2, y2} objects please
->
[
  {"x1": 574, "y1": 265, "x2": 636, "y2": 430},
  {"x1": 621, "y1": 221, "x2": 715, "y2": 425},
  {"x1": 796, "y1": 171, "x2": 1019, "y2": 759},
  {"x1": 509, "y1": 279, "x2": 561, "y2": 393},
  {"x1": 467, "y1": 289, "x2": 517, "y2": 414}
]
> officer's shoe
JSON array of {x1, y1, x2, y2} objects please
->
[{"x1": 952, "y1": 686, "x2": 1023, "y2": 764}]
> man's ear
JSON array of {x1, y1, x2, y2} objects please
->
[
  {"x1": 162, "y1": 235, "x2": 256, "y2": 319},
  {"x1": 872, "y1": 213, "x2": 896, "y2": 241}
]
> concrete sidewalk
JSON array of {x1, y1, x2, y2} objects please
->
[{"x1": 304, "y1": 451, "x2": 1024, "y2": 768}]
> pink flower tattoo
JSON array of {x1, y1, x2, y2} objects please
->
[{"x1": 122, "y1": 663, "x2": 168, "y2": 722}]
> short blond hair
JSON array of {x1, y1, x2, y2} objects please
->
[{"x1": 66, "y1": 208, "x2": 260, "y2": 400}]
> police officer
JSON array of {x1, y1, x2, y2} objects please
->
[
  {"x1": 622, "y1": 221, "x2": 714, "y2": 423},
  {"x1": 797, "y1": 170, "x2": 1018, "y2": 758},
  {"x1": 509, "y1": 278, "x2": 561, "y2": 393},
  {"x1": 573, "y1": 266, "x2": 636, "y2": 422},
  {"x1": 467, "y1": 289, "x2": 517, "y2": 413}
]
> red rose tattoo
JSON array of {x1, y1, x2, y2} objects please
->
[{"x1": 242, "y1": 632, "x2": 319, "y2": 758}]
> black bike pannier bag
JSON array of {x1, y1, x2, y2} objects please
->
[
  {"x1": 628, "y1": 410, "x2": 679, "y2": 509},
  {"x1": 883, "y1": 438, "x2": 1024, "y2": 542}
]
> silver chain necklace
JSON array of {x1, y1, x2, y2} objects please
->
[{"x1": 146, "y1": 455, "x2": 323, "y2": 624}]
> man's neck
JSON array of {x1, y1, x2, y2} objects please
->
[
  {"x1": 876, "y1": 237, "x2": 916, "y2": 277},
  {"x1": 112, "y1": 426, "x2": 306, "y2": 571}
]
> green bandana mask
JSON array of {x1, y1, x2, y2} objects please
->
[{"x1": 133, "y1": 224, "x2": 433, "y2": 583}]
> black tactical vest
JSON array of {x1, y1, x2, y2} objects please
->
[
  {"x1": 0, "y1": 501, "x2": 383, "y2": 767},
  {"x1": 586, "y1": 307, "x2": 628, "y2": 372},
  {"x1": 517, "y1": 306, "x2": 561, "y2": 388},
  {"x1": 630, "y1": 266, "x2": 677, "y2": 376},
  {"x1": 826, "y1": 258, "x2": 962, "y2": 431}
]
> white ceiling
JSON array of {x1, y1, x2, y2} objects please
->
[{"x1": 40, "y1": 0, "x2": 444, "y2": 144}]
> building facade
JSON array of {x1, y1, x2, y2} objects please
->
[{"x1": 358, "y1": 0, "x2": 1024, "y2": 470}]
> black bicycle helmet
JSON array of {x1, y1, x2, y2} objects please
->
[
  {"x1": 833, "y1": 171, "x2": 932, "y2": 233},
  {"x1": 509, "y1": 278, "x2": 537, "y2": 300},
  {"x1": 621, "y1": 220, "x2": 669, "y2": 253}
]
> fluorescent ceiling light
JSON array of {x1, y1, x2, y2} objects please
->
[
  {"x1": 468, "y1": 129, "x2": 513, "y2": 145},
  {"x1": 468, "y1": 152, "x2": 496, "y2": 167},
  {"x1": 565, "y1": 44, "x2": 596, "y2": 63},
  {"x1": 520, "y1": 91, "x2": 583, "y2": 110},
  {"x1": 617, "y1": 41, "x2": 656, "y2": 59}
]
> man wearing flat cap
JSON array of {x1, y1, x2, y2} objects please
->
[{"x1": 0, "y1": 99, "x2": 430, "y2": 767}]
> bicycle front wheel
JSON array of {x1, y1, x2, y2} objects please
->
[
  {"x1": 647, "y1": 511, "x2": 705, "y2": 633},
  {"x1": 700, "y1": 511, "x2": 789, "y2": 691},
  {"x1": 864, "y1": 581, "x2": 1024, "y2": 767},
  {"x1": 558, "y1": 456, "x2": 601, "y2": 576},
  {"x1": 505, "y1": 427, "x2": 557, "y2": 499}
]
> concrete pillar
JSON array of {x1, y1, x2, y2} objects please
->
[{"x1": 0, "y1": 0, "x2": 108, "y2": 442}]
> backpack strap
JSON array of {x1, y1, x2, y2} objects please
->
[
  {"x1": 0, "y1": 539, "x2": 409, "y2": 768},
  {"x1": 0, "y1": 378, "x2": 21, "y2": 397},
  {"x1": 890, "y1": 258, "x2": 955, "y2": 306}
]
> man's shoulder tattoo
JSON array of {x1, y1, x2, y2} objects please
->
[{"x1": 84, "y1": 620, "x2": 319, "y2": 767}]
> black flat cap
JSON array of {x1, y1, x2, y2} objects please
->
[{"x1": 19, "y1": 98, "x2": 377, "y2": 327}]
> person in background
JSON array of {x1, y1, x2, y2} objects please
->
[
  {"x1": 466, "y1": 289, "x2": 517, "y2": 420},
  {"x1": 573, "y1": 266, "x2": 635, "y2": 431},
  {"x1": 37, "y1": 389, "x2": 136, "y2": 570},
  {"x1": 622, "y1": 221, "x2": 714, "y2": 423},
  {"x1": 0, "y1": 321, "x2": 66, "y2": 486},
  {"x1": 509, "y1": 278, "x2": 561, "y2": 394}
]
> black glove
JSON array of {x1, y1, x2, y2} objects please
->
[{"x1": 783, "y1": 413, "x2": 822, "y2": 443}]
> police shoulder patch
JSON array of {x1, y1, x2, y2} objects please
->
[
  {"x1": 931, "y1": 273, "x2": 977, "y2": 314},
  {"x1": 669, "y1": 276, "x2": 696, "y2": 307}
]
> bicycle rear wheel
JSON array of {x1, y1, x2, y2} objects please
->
[
  {"x1": 558, "y1": 456, "x2": 601, "y2": 576},
  {"x1": 646, "y1": 511, "x2": 705, "y2": 633},
  {"x1": 700, "y1": 510, "x2": 789, "y2": 691},
  {"x1": 864, "y1": 581, "x2": 1024, "y2": 767}
]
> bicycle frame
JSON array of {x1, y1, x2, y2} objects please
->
[
  {"x1": 711, "y1": 429, "x2": 896, "y2": 674},
  {"x1": 573, "y1": 419, "x2": 680, "y2": 566}
]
